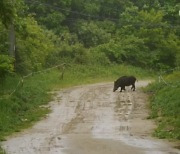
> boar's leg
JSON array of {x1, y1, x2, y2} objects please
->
[
  {"x1": 120, "y1": 86, "x2": 126, "y2": 92},
  {"x1": 131, "y1": 84, "x2": 135, "y2": 91}
]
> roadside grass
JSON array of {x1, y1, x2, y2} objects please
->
[
  {"x1": 0, "y1": 147, "x2": 4, "y2": 154},
  {"x1": 0, "y1": 64, "x2": 153, "y2": 144},
  {"x1": 0, "y1": 146, "x2": 4, "y2": 154},
  {"x1": 145, "y1": 71, "x2": 180, "y2": 140}
]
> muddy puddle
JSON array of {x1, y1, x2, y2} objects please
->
[{"x1": 1, "y1": 81, "x2": 180, "y2": 154}]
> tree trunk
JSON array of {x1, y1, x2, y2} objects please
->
[{"x1": 8, "y1": 24, "x2": 15, "y2": 57}]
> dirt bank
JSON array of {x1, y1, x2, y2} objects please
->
[{"x1": 1, "y1": 81, "x2": 180, "y2": 154}]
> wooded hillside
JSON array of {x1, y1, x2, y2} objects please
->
[{"x1": 0, "y1": 0, "x2": 179, "y2": 77}]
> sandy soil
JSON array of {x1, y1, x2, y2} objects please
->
[{"x1": 1, "y1": 81, "x2": 180, "y2": 154}]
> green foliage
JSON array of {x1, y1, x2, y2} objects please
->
[
  {"x1": 118, "y1": 8, "x2": 179, "y2": 69},
  {"x1": 83, "y1": 1, "x2": 100, "y2": 15},
  {"x1": 88, "y1": 49, "x2": 110, "y2": 66},
  {"x1": 145, "y1": 71, "x2": 180, "y2": 139},
  {"x1": 27, "y1": 0, "x2": 71, "y2": 34},
  {"x1": 16, "y1": 16, "x2": 56, "y2": 73},
  {"x1": 0, "y1": 146, "x2": 4, "y2": 154},
  {"x1": 99, "y1": 0, "x2": 132, "y2": 18},
  {"x1": 0, "y1": 0, "x2": 15, "y2": 26},
  {"x1": 46, "y1": 41, "x2": 88, "y2": 66},
  {"x1": 0, "y1": 0, "x2": 25, "y2": 27},
  {"x1": 74, "y1": 20, "x2": 111, "y2": 47},
  {"x1": 20, "y1": 0, "x2": 179, "y2": 71},
  {"x1": 0, "y1": 23, "x2": 8, "y2": 54},
  {"x1": 0, "y1": 55, "x2": 14, "y2": 79},
  {"x1": 93, "y1": 35, "x2": 149, "y2": 67}
]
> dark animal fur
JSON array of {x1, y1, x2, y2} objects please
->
[{"x1": 113, "y1": 76, "x2": 136, "y2": 92}]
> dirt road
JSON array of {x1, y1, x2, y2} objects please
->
[{"x1": 2, "y1": 81, "x2": 180, "y2": 154}]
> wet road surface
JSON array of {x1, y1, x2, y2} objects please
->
[{"x1": 2, "y1": 81, "x2": 180, "y2": 154}]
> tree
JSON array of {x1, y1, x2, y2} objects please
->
[
  {"x1": 73, "y1": 20, "x2": 111, "y2": 47},
  {"x1": 0, "y1": 0, "x2": 15, "y2": 27},
  {"x1": 26, "y1": 0, "x2": 71, "y2": 34},
  {"x1": 15, "y1": 17, "x2": 57, "y2": 73}
]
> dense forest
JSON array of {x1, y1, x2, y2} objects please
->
[
  {"x1": 0, "y1": 0, "x2": 180, "y2": 145},
  {"x1": 0, "y1": 0, "x2": 179, "y2": 76}
]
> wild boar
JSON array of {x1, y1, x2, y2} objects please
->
[{"x1": 113, "y1": 76, "x2": 136, "y2": 92}]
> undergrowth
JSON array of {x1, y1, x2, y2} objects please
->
[{"x1": 145, "y1": 71, "x2": 180, "y2": 140}]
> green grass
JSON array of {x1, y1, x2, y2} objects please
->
[
  {"x1": 145, "y1": 71, "x2": 180, "y2": 140},
  {"x1": 0, "y1": 147, "x2": 4, "y2": 154},
  {"x1": 0, "y1": 64, "x2": 153, "y2": 150}
]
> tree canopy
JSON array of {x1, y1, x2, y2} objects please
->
[{"x1": 0, "y1": 0, "x2": 179, "y2": 76}]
